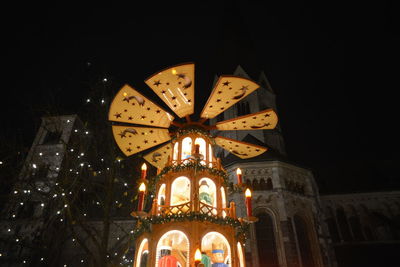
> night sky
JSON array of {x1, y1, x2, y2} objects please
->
[{"x1": 2, "y1": 2, "x2": 399, "y2": 194}]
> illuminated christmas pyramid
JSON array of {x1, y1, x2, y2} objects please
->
[{"x1": 108, "y1": 63, "x2": 278, "y2": 267}]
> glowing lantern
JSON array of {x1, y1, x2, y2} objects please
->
[{"x1": 245, "y1": 188, "x2": 252, "y2": 217}]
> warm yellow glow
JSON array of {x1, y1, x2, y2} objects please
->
[
  {"x1": 195, "y1": 248, "x2": 202, "y2": 261},
  {"x1": 236, "y1": 168, "x2": 242, "y2": 175},
  {"x1": 123, "y1": 92, "x2": 127, "y2": 97},
  {"x1": 172, "y1": 69, "x2": 177, "y2": 75},
  {"x1": 245, "y1": 188, "x2": 252, "y2": 197},
  {"x1": 139, "y1": 182, "x2": 146, "y2": 192},
  {"x1": 141, "y1": 163, "x2": 147, "y2": 171}
]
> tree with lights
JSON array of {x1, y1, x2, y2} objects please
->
[{"x1": 0, "y1": 71, "x2": 151, "y2": 267}]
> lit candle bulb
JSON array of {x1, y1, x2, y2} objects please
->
[
  {"x1": 245, "y1": 188, "x2": 252, "y2": 217},
  {"x1": 236, "y1": 168, "x2": 242, "y2": 185},
  {"x1": 137, "y1": 182, "x2": 146, "y2": 212},
  {"x1": 194, "y1": 248, "x2": 202, "y2": 267},
  {"x1": 141, "y1": 163, "x2": 147, "y2": 180}
]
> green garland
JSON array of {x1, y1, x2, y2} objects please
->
[
  {"x1": 131, "y1": 212, "x2": 250, "y2": 241},
  {"x1": 148, "y1": 162, "x2": 229, "y2": 194}
]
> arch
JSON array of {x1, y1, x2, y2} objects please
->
[
  {"x1": 259, "y1": 178, "x2": 266, "y2": 190},
  {"x1": 325, "y1": 206, "x2": 340, "y2": 242},
  {"x1": 255, "y1": 212, "x2": 279, "y2": 267},
  {"x1": 135, "y1": 238, "x2": 149, "y2": 267},
  {"x1": 199, "y1": 178, "x2": 217, "y2": 209},
  {"x1": 181, "y1": 137, "x2": 192, "y2": 160},
  {"x1": 158, "y1": 184, "x2": 166, "y2": 205},
  {"x1": 347, "y1": 205, "x2": 364, "y2": 241},
  {"x1": 195, "y1": 137, "x2": 207, "y2": 165},
  {"x1": 252, "y1": 179, "x2": 259, "y2": 191},
  {"x1": 293, "y1": 215, "x2": 315, "y2": 267},
  {"x1": 266, "y1": 178, "x2": 273, "y2": 190},
  {"x1": 336, "y1": 206, "x2": 352, "y2": 241},
  {"x1": 201, "y1": 231, "x2": 231, "y2": 267},
  {"x1": 156, "y1": 230, "x2": 190, "y2": 267},
  {"x1": 237, "y1": 242, "x2": 245, "y2": 267},
  {"x1": 171, "y1": 177, "x2": 191, "y2": 206}
]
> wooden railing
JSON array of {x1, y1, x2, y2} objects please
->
[{"x1": 152, "y1": 199, "x2": 236, "y2": 219}]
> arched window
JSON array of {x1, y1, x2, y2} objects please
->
[
  {"x1": 156, "y1": 230, "x2": 189, "y2": 267},
  {"x1": 293, "y1": 215, "x2": 315, "y2": 267},
  {"x1": 255, "y1": 213, "x2": 279, "y2": 267},
  {"x1": 266, "y1": 178, "x2": 273, "y2": 190},
  {"x1": 325, "y1": 207, "x2": 340, "y2": 243},
  {"x1": 171, "y1": 177, "x2": 191, "y2": 207},
  {"x1": 221, "y1": 187, "x2": 227, "y2": 217},
  {"x1": 199, "y1": 178, "x2": 217, "y2": 215},
  {"x1": 237, "y1": 242, "x2": 245, "y2": 267},
  {"x1": 347, "y1": 205, "x2": 364, "y2": 241},
  {"x1": 195, "y1": 137, "x2": 207, "y2": 165},
  {"x1": 181, "y1": 137, "x2": 192, "y2": 161},
  {"x1": 252, "y1": 179, "x2": 259, "y2": 191},
  {"x1": 173, "y1": 142, "x2": 179, "y2": 162},
  {"x1": 135, "y1": 238, "x2": 149, "y2": 267},
  {"x1": 201, "y1": 232, "x2": 231, "y2": 267},
  {"x1": 336, "y1": 206, "x2": 352, "y2": 241},
  {"x1": 158, "y1": 184, "x2": 166, "y2": 206}
]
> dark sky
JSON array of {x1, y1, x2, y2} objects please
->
[{"x1": 2, "y1": 2, "x2": 399, "y2": 193}]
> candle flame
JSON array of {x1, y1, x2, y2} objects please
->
[
  {"x1": 195, "y1": 248, "x2": 202, "y2": 261},
  {"x1": 245, "y1": 188, "x2": 252, "y2": 197},
  {"x1": 141, "y1": 163, "x2": 147, "y2": 171},
  {"x1": 139, "y1": 182, "x2": 146, "y2": 192},
  {"x1": 236, "y1": 168, "x2": 242, "y2": 175}
]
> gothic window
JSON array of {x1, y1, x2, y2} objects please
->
[
  {"x1": 336, "y1": 206, "x2": 352, "y2": 241},
  {"x1": 237, "y1": 102, "x2": 250, "y2": 116},
  {"x1": 259, "y1": 178, "x2": 267, "y2": 190},
  {"x1": 252, "y1": 179, "x2": 259, "y2": 191},
  {"x1": 201, "y1": 231, "x2": 231, "y2": 267},
  {"x1": 245, "y1": 179, "x2": 252, "y2": 189},
  {"x1": 170, "y1": 177, "x2": 190, "y2": 207},
  {"x1": 156, "y1": 230, "x2": 189, "y2": 267},
  {"x1": 293, "y1": 215, "x2": 315, "y2": 267},
  {"x1": 347, "y1": 205, "x2": 364, "y2": 241},
  {"x1": 42, "y1": 130, "x2": 62, "y2": 145},
  {"x1": 266, "y1": 178, "x2": 273, "y2": 190},
  {"x1": 216, "y1": 112, "x2": 224, "y2": 122},
  {"x1": 325, "y1": 207, "x2": 340, "y2": 243},
  {"x1": 255, "y1": 213, "x2": 279, "y2": 267}
]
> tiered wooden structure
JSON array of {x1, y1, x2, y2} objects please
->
[{"x1": 108, "y1": 63, "x2": 278, "y2": 267}]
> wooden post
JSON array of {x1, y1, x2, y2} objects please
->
[
  {"x1": 152, "y1": 198, "x2": 158, "y2": 216},
  {"x1": 230, "y1": 201, "x2": 236, "y2": 219}
]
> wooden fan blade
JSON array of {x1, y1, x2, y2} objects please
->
[
  {"x1": 215, "y1": 136, "x2": 267, "y2": 159},
  {"x1": 108, "y1": 84, "x2": 174, "y2": 128},
  {"x1": 215, "y1": 109, "x2": 278, "y2": 131},
  {"x1": 144, "y1": 63, "x2": 195, "y2": 118},
  {"x1": 200, "y1": 75, "x2": 260, "y2": 119},
  {"x1": 112, "y1": 126, "x2": 170, "y2": 156},
  {"x1": 143, "y1": 142, "x2": 173, "y2": 169}
]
